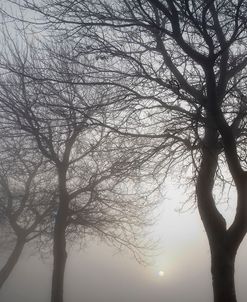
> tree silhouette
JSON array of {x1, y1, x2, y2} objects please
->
[
  {"x1": 0, "y1": 135, "x2": 55, "y2": 288},
  {"x1": 16, "y1": 0, "x2": 247, "y2": 301},
  {"x1": 0, "y1": 37, "x2": 158, "y2": 302}
]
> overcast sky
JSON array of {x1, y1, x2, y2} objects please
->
[
  {"x1": 1, "y1": 185, "x2": 247, "y2": 302},
  {"x1": 1, "y1": 2, "x2": 247, "y2": 302}
]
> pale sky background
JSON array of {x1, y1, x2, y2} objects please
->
[
  {"x1": 1, "y1": 2, "x2": 247, "y2": 302},
  {"x1": 1, "y1": 185, "x2": 247, "y2": 302}
]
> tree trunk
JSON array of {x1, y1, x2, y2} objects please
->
[
  {"x1": 51, "y1": 206, "x2": 67, "y2": 302},
  {"x1": 0, "y1": 238, "x2": 25, "y2": 288},
  {"x1": 51, "y1": 166, "x2": 69, "y2": 302},
  {"x1": 211, "y1": 248, "x2": 237, "y2": 302},
  {"x1": 196, "y1": 124, "x2": 239, "y2": 302}
]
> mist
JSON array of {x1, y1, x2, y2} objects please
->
[{"x1": 1, "y1": 195, "x2": 247, "y2": 302}]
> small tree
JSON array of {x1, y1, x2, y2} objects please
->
[
  {"x1": 0, "y1": 37, "x2": 158, "y2": 302},
  {"x1": 17, "y1": 1, "x2": 247, "y2": 301},
  {"x1": 0, "y1": 135, "x2": 55, "y2": 288}
]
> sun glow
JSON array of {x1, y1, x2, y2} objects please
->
[{"x1": 158, "y1": 270, "x2": 164, "y2": 277}]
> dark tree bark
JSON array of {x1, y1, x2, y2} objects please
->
[
  {"x1": 196, "y1": 114, "x2": 247, "y2": 302},
  {"x1": 51, "y1": 164, "x2": 69, "y2": 302},
  {"x1": 51, "y1": 208, "x2": 67, "y2": 302},
  {"x1": 211, "y1": 247, "x2": 237, "y2": 302},
  {"x1": 0, "y1": 238, "x2": 25, "y2": 288}
]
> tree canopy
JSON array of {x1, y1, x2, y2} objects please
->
[{"x1": 2, "y1": 1, "x2": 247, "y2": 301}]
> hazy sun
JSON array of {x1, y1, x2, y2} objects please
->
[{"x1": 158, "y1": 270, "x2": 164, "y2": 277}]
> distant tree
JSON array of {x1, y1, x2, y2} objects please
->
[
  {"x1": 0, "y1": 38, "x2": 157, "y2": 302},
  {"x1": 0, "y1": 135, "x2": 55, "y2": 288},
  {"x1": 15, "y1": 1, "x2": 247, "y2": 301}
]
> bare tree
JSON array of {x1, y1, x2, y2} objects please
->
[
  {"x1": 13, "y1": 1, "x2": 247, "y2": 301},
  {"x1": 0, "y1": 36, "x2": 158, "y2": 302},
  {"x1": 0, "y1": 135, "x2": 56, "y2": 288}
]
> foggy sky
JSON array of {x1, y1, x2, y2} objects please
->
[
  {"x1": 1, "y1": 187, "x2": 247, "y2": 302},
  {"x1": 1, "y1": 2, "x2": 247, "y2": 302}
]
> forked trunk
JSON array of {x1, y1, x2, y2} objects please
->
[
  {"x1": 0, "y1": 238, "x2": 25, "y2": 288},
  {"x1": 196, "y1": 125, "x2": 239, "y2": 302}
]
